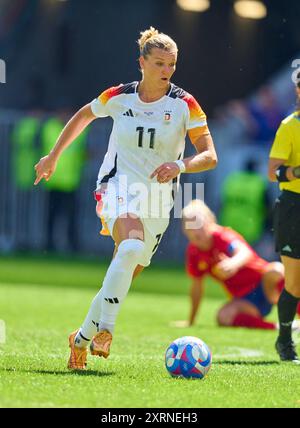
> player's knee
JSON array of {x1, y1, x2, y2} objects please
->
[
  {"x1": 273, "y1": 262, "x2": 284, "y2": 276},
  {"x1": 117, "y1": 238, "x2": 146, "y2": 265},
  {"x1": 285, "y1": 282, "x2": 300, "y2": 299},
  {"x1": 217, "y1": 308, "x2": 233, "y2": 327},
  {"x1": 266, "y1": 262, "x2": 284, "y2": 279}
]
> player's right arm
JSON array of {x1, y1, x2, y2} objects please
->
[
  {"x1": 185, "y1": 244, "x2": 207, "y2": 326},
  {"x1": 268, "y1": 158, "x2": 298, "y2": 182},
  {"x1": 34, "y1": 103, "x2": 96, "y2": 185},
  {"x1": 189, "y1": 277, "x2": 205, "y2": 326}
]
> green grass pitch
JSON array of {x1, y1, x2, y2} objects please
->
[{"x1": 0, "y1": 255, "x2": 300, "y2": 408}]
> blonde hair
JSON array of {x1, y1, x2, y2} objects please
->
[
  {"x1": 138, "y1": 26, "x2": 178, "y2": 58},
  {"x1": 182, "y1": 200, "x2": 217, "y2": 226}
]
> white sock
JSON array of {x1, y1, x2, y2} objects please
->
[
  {"x1": 75, "y1": 290, "x2": 102, "y2": 347},
  {"x1": 99, "y1": 239, "x2": 145, "y2": 333},
  {"x1": 99, "y1": 321, "x2": 116, "y2": 334},
  {"x1": 74, "y1": 330, "x2": 90, "y2": 348}
]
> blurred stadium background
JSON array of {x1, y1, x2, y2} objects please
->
[{"x1": 1, "y1": 0, "x2": 300, "y2": 263}]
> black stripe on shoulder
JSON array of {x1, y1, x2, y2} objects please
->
[
  {"x1": 168, "y1": 84, "x2": 187, "y2": 100},
  {"x1": 120, "y1": 81, "x2": 138, "y2": 95}
]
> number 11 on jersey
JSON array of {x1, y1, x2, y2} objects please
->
[{"x1": 136, "y1": 127, "x2": 156, "y2": 149}]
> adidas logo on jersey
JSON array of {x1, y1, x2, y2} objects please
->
[{"x1": 123, "y1": 109, "x2": 134, "y2": 117}]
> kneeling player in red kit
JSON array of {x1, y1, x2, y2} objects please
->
[{"x1": 177, "y1": 200, "x2": 300, "y2": 331}]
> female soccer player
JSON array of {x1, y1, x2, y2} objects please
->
[
  {"x1": 34, "y1": 27, "x2": 217, "y2": 370},
  {"x1": 268, "y1": 72, "x2": 300, "y2": 362},
  {"x1": 179, "y1": 200, "x2": 296, "y2": 331}
]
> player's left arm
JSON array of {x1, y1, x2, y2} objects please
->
[
  {"x1": 150, "y1": 128, "x2": 217, "y2": 183},
  {"x1": 184, "y1": 128, "x2": 218, "y2": 173},
  {"x1": 214, "y1": 240, "x2": 253, "y2": 280}
]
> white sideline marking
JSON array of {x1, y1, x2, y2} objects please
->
[
  {"x1": 0, "y1": 320, "x2": 6, "y2": 344},
  {"x1": 214, "y1": 347, "x2": 264, "y2": 359},
  {"x1": 293, "y1": 336, "x2": 300, "y2": 345}
]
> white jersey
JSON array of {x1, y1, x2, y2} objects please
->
[
  {"x1": 91, "y1": 82, "x2": 210, "y2": 265},
  {"x1": 91, "y1": 81, "x2": 209, "y2": 193}
]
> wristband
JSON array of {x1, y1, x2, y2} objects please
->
[
  {"x1": 174, "y1": 160, "x2": 186, "y2": 173},
  {"x1": 275, "y1": 165, "x2": 289, "y2": 182},
  {"x1": 292, "y1": 165, "x2": 300, "y2": 178}
]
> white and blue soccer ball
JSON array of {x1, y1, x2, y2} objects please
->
[{"x1": 165, "y1": 336, "x2": 212, "y2": 379}]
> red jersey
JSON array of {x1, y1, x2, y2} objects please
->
[{"x1": 186, "y1": 226, "x2": 268, "y2": 298}]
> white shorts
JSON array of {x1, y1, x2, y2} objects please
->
[{"x1": 99, "y1": 178, "x2": 170, "y2": 267}]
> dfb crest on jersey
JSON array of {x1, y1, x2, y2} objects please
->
[{"x1": 164, "y1": 110, "x2": 172, "y2": 122}]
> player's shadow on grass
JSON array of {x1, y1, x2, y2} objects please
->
[
  {"x1": 34, "y1": 369, "x2": 116, "y2": 377},
  {"x1": 214, "y1": 360, "x2": 279, "y2": 366},
  {"x1": 1, "y1": 367, "x2": 115, "y2": 377}
]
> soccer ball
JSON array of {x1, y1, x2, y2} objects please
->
[{"x1": 165, "y1": 336, "x2": 212, "y2": 379}]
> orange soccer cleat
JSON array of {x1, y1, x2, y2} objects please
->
[
  {"x1": 90, "y1": 329, "x2": 112, "y2": 359},
  {"x1": 67, "y1": 330, "x2": 88, "y2": 370}
]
